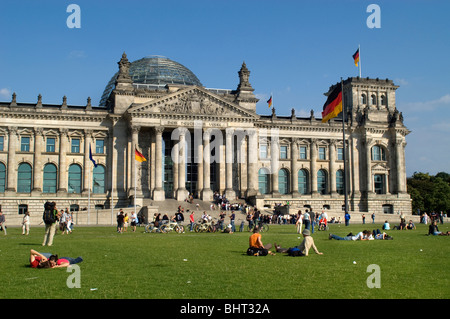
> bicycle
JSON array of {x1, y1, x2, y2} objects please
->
[
  {"x1": 160, "y1": 221, "x2": 184, "y2": 234},
  {"x1": 247, "y1": 221, "x2": 269, "y2": 232},
  {"x1": 193, "y1": 218, "x2": 216, "y2": 233}
]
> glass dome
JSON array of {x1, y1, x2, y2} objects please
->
[{"x1": 99, "y1": 55, "x2": 202, "y2": 106}]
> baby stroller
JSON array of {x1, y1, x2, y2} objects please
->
[{"x1": 318, "y1": 218, "x2": 328, "y2": 231}]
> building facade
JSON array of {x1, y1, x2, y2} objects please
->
[{"x1": 0, "y1": 53, "x2": 411, "y2": 217}]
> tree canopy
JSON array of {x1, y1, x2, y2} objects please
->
[{"x1": 407, "y1": 172, "x2": 450, "y2": 214}]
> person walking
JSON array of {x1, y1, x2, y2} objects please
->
[
  {"x1": 22, "y1": 211, "x2": 31, "y2": 235},
  {"x1": 295, "y1": 210, "x2": 303, "y2": 234},
  {"x1": 42, "y1": 202, "x2": 60, "y2": 246},
  {"x1": 344, "y1": 211, "x2": 351, "y2": 226},
  {"x1": 303, "y1": 210, "x2": 310, "y2": 230},
  {"x1": 0, "y1": 211, "x2": 7, "y2": 235}
]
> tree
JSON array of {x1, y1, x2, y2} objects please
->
[{"x1": 407, "y1": 172, "x2": 450, "y2": 214}]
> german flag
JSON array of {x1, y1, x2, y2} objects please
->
[
  {"x1": 267, "y1": 96, "x2": 273, "y2": 108},
  {"x1": 321, "y1": 85, "x2": 342, "y2": 123},
  {"x1": 353, "y1": 48, "x2": 360, "y2": 67},
  {"x1": 135, "y1": 148, "x2": 147, "y2": 162}
]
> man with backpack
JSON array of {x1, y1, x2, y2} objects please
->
[{"x1": 42, "y1": 202, "x2": 60, "y2": 246}]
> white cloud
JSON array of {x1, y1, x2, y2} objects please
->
[
  {"x1": 394, "y1": 78, "x2": 409, "y2": 86},
  {"x1": 67, "y1": 50, "x2": 87, "y2": 59},
  {"x1": 0, "y1": 88, "x2": 11, "y2": 99},
  {"x1": 401, "y1": 94, "x2": 450, "y2": 112}
]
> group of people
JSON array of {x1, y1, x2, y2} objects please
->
[
  {"x1": 247, "y1": 226, "x2": 323, "y2": 257},
  {"x1": 329, "y1": 229, "x2": 393, "y2": 241},
  {"x1": 29, "y1": 249, "x2": 83, "y2": 269},
  {"x1": 116, "y1": 209, "x2": 138, "y2": 233},
  {"x1": 42, "y1": 202, "x2": 75, "y2": 246}
]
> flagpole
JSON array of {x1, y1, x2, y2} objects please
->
[
  {"x1": 111, "y1": 173, "x2": 114, "y2": 226},
  {"x1": 134, "y1": 151, "x2": 137, "y2": 217},
  {"x1": 358, "y1": 44, "x2": 361, "y2": 78},
  {"x1": 341, "y1": 78, "x2": 349, "y2": 214},
  {"x1": 88, "y1": 158, "x2": 91, "y2": 225}
]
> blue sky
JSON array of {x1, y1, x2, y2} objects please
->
[{"x1": 0, "y1": 0, "x2": 449, "y2": 177}]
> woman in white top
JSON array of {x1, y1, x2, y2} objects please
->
[
  {"x1": 295, "y1": 211, "x2": 303, "y2": 234},
  {"x1": 22, "y1": 211, "x2": 31, "y2": 235}
]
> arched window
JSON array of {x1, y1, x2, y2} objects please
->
[
  {"x1": 258, "y1": 168, "x2": 270, "y2": 195},
  {"x1": 43, "y1": 163, "x2": 57, "y2": 193},
  {"x1": 68, "y1": 164, "x2": 82, "y2": 194},
  {"x1": 381, "y1": 95, "x2": 387, "y2": 106},
  {"x1": 278, "y1": 168, "x2": 289, "y2": 195},
  {"x1": 93, "y1": 165, "x2": 106, "y2": 194},
  {"x1": 0, "y1": 162, "x2": 6, "y2": 193},
  {"x1": 371, "y1": 94, "x2": 377, "y2": 105},
  {"x1": 361, "y1": 94, "x2": 367, "y2": 104},
  {"x1": 371, "y1": 145, "x2": 386, "y2": 161},
  {"x1": 18, "y1": 163, "x2": 32, "y2": 193},
  {"x1": 317, "y1": 169, "x2": 328, "y2": 195},
  {"x1": 298, "y1": 169, "x2": 308, "y2": 195},
  {"x1": 336, "y1": 169, "x2": 344, "y2": 195}
]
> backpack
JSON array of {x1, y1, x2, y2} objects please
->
[
  {"x1": 43, "y1": 202, "x2": 56, "y2": 225},
  {"x1": 287, "y1": 247, "x2": 303, "y2": 257}
]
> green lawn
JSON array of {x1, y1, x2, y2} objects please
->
[{"x1": 0, "y1": 222, "x2": 448, "y2": 299}]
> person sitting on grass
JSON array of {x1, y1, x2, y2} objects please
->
[
  {"x1": 247, "y1": 226, "x2": 275, "y2": 256},
  {"x1": 275, "y1": 229, "x2": 323, "y2": 257},
  {"x1": 428, "y1": 220, "x2": 450, "y2": 236}
]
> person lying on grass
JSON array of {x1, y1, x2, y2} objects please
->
[
  {"x1": 29, "y1": 249, "x2": 83, "y2": 268},
  {"x1": 274, "y1": 229, "x2": 323, "y2": 257},
  {"x1": 247, "y1": 226, "x2": 275, "y2": 256}
]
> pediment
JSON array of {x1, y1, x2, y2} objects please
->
[
  {"x1": 127, "y1": 86, "x2": 258, "y2": 119},
  {"x1": 372, "y1": 162, "x2": 389, "y2": 171}
]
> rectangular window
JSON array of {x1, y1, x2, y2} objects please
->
[
  {"x1": 337, "y1": 147, "x2": 344, "y2": 161},
  {"x1": 71, "y1": 138, "x2": 80, "y2": 153},
  {"x1": 96, "y1": 139, "x2": 104, "y2": 154},
  {"x1": 18, "y1": 204, "x2": 28, "y2": 215},
  {"x1": 46, "y1": 138, "x2": 56, "y2": 152},
  {"x1": 299, "y1": 146, "x2": 307, "y2": 160},
  {"x1": 374, "y1": 174, "x2": 386, "y2": 194},
  {"x1": 0, "y1": 136, "x2": 4, "y2": 151},
  {"x1": 319, "y1": 147, "x2": 326, "y2": 160},
  {"x1": 260, "y1": 145, "x2": 268, "y2": 159},
  {"x1": 21, "y1": 137, "x2": 30, "y2": 152},
  {"x1": 280, "y1": 146, "x2": 288, "y2": 159}
]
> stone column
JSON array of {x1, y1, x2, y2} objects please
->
[
  {"x1": 176, "y1": 128, "x2": 188, "y2": 201},
  {"x1": 329, "y1": 140, "x2": 337, "y2": 195},
  {"x1": 246, "y1": 129, "x2": 258, "y2": 197},
  {"x1": 225, "y1": 129, "x2": 235, "y2": 199},
  {"x1": 58, "y1": 128, "x2": 68, "y2": 193},
  {"x1": 351, "y1": 135, "x2": 361, "y2": 196},
  {"x1": 196, "y1": 133, "x2": 203, "y2": 198},
  {"x1": 271, "y1": 135, "x2": 280, "y2": 196},
  {"x1": 201, "y1": 129, "x2": 213, "y2": 200},
  {"x1": 153, "y1": 127, "x2": 165, "y2": 201},
  {"x1": 6, "y1": 126, "x2": 17, "y2": 192},
  {"x1": 396, "y1": 139, "x2": 406, "y2": 194},
  {"x1": 172, "y1": 134, "x2": 179, "y2": 198},
  {"x1": 311, "y1": 139, "x2": 318, "y2": 195},
  {"x1": 83, "y1": 130, "x2": 92, "y2": 193},
  {"x1": 365, "y1": 138, "x2": 373, "y2": 194},
  {"x1": 32, "y1": 128, "x2": 44, "y2": 193},
  {"x1": 291, "y1": 138, "x2": 299, "y2": 196},
  {"x1": 130, "y1": 125, "x2": 142, "y2": 197}
]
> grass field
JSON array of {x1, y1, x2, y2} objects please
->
[{"x1": 0, "y1": 222, "x2": 449, "y2": 299}]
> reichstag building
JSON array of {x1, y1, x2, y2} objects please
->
[{"x1": 0, "y1": 53, "x2": 411, "y2": 216}]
